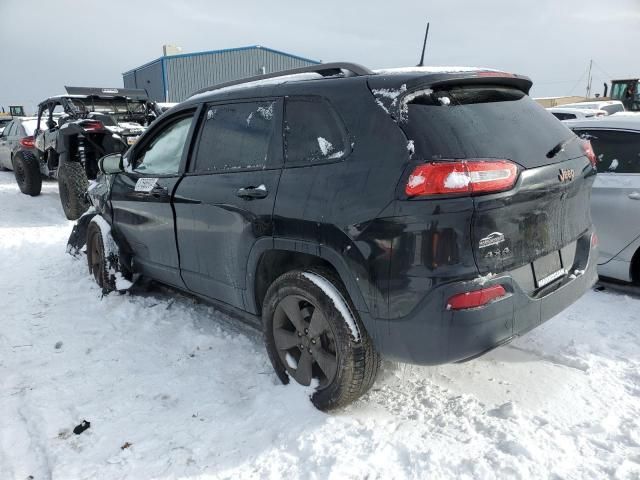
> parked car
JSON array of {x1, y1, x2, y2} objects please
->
[
  {"x1": 562, "y1": 100, "x2": 625, "y2": 116},
  {"x1": 0, "y1": 116, "x2": 12, "y2": 135},
  {"x1": 566, "y1": 115, "x2": 640, "y2": 283},
  {"x1": 26, "y1": 87, "x2": 160, "y2": 219},
  {"x1": 67, "y1": 63, "x2": 599, "y2": 410},
  {"x1": 0, "y1": 117, "x2": 42, "y2": 192},
  {"x1": 547, "y1": 107, "x2": 606, "y2": 121}
]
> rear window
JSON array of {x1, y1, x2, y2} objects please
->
[
  {"x1": 602, "y1": 104, "x2": 624, "y2": 115},
  {"x1": 20, "y1": 120, "x2": 39, "y2": 136},
  {"x1": 402, "y1": 86, "x2": 577, "y2": 167},
  {"x1": 574, "y1": 129, "x2": 640, "y2": 173},
  {"x1": 552, "y1": 112, "x2": 576, "y2": 121}
]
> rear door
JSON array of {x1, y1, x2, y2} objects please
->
[
  {"x1": 574, "y1": 128, "x2": 640, "y2": 264},
  {"x1": 174, "y1": 99, "x2": 282, "y2": 308},
  {"x1": 110, "y1": 108, "x2": 198, "y2": 287}
]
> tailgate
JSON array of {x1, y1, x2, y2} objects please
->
[
  {"x1": 395, "y1": 82, "x2": 596, "y2": 279},
  {"x1": 472, "y1": 155, "x2": 595, "y2": 276}
]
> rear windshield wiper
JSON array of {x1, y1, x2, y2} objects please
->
[{"x1": 546, "y1": 135, "x2": 578, "y2": 159}]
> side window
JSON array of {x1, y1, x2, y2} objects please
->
[
  {"x1": 194, "y1": 101, "x2": 276, "y2": 172},
  {"x1": 576, "y1": 129, "x2": 640, "y2": 173},
  {"x1": 284, "y1": 98, "x2": 347, "y2": 164},
  {"x1": 134, "y1": 115, "x2": 193, "y2": 175}
]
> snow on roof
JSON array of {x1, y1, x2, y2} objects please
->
[
  {"x1": 374, "y1": 66, "x2": 502, "y2": 75},
  {"x1": 563, "y1": 114, "x2": 640, "y2": 131},
  {"x1": 563, "y1": 100, "x2": 624, "y2": 109},
  {"x1": 547, "y1": 107, "x2": 604, "y2": 115},
  {"x1": 188, "y1": 72, "x2": 324, "y2": 100}
]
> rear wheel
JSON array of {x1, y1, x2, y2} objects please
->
[
  {"x1": 263, "y1": 268, "x2": 380, "y2": 410},
  {"x1": 13, "y1": 152, "x2": 42, "y2": 196},
  {"x1": 86, "y1": 221, "x2": 115, "y2": 293},
  {"x1": 58, "y1": 161, "x2": 89, "y2": 220}
]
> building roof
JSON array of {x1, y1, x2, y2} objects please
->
[{"x1": 122, "y1": 45, "x2": 320, "y2": 76}]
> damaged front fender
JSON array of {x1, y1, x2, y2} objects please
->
[{"x1": 66, "y1": 208, "x2": 97, "y2": 256}]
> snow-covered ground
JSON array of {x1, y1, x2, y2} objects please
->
[{"x1": 0, "y1": 171, "x2": 638, "y2": 479}]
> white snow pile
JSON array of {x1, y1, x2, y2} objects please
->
[
  {"x1": 317, "y1": 137, "x2": 333, "y2": 156},
  {"x1": 0, "y1": 171, "x2": 639, "y2": 479}
]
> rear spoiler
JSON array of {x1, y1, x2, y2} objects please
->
[{"x1": 64, "y1": 86, "x2": 149, "y2": 100}]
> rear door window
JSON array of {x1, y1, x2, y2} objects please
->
[
  {"x1": 284, "y1": 97, "x2": 347, "y2": 164},
  {"x1": 193, "y1": 101, "x2": 277, "y2": 172},
  {"x1": 574, "y1": 129, "x2": 640, "y2": 173}
]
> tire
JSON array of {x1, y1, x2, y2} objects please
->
[
  {"x1": 58, "y1": 161, "x2": 89, "y2": 220},
  {"x1": 263, "y1": 267, "x2": 380, "y2": 410},
  {"x1": 86, "y1": 221, "x2": 116, "y2": 294},
  {"x1": 13, "y1": 152, "x2": 42, "y2": 196}
]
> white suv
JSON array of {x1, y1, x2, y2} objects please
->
[{"x1": 561, "y1": 100, "x2": 625, "y2": 116}]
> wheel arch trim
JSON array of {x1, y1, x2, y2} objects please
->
[{"x1": 243, "y1": 237, "x2": 369, "y2": 315}]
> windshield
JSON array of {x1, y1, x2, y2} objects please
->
[{"x1": 402, "y1": 85, "x2": 579, "y2": 168}]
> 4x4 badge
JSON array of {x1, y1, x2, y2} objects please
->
[
  {"x1": 479, "y1": 232, "x2": 505, "y2": 248},
  {"x1": 558, "y1": 168, "x2": 575, "y2": 183}
]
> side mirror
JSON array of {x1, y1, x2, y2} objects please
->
[{"x1": 98, "y1": 153, "x2": 124, "y2": 174}]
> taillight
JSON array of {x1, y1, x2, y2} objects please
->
[
  {"x1": 81, "y1": 120, "x2": 104, "y2": 132},
  {"x1": 405, "y1": 160, "x2": 519, "y2": 197},
  {"x1": 582, "y1": 140, "x2": 597, "y2": 168},
  {"x1": 446, "y1": 285, "x2": 507, "y2": 310},
  {"x1": 591, "y1": 232, "x2": 598, "y2": 248},
  {"x1": 19, "y1": 136, "x2": 35, "y2": 148}
]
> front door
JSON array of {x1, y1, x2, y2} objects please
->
[
  {"x1": 110, "y1": 109, "x2": 198, "y2": 287},
  {"x1": 174, "y1": 99, "x2": 283, "y2": 308}
]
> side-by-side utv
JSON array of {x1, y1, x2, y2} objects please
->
[{"x1": 18, "y1": 87, "x2": 162, "y2": 219}]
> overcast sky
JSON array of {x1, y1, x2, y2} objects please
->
[{"x1": 1, "y1": 0, "x2": 639, "y2": 112}]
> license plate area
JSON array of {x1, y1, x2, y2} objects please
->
[{"x1": 533, "y1": 251, "x2": 565, "y2": 288}]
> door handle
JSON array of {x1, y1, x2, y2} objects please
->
[
  {"x1": 629, "y1": 192, "x2": 640, "y2": 200},
  {"x1": 236, "y1": 184, "x2": 268, "y2": 199}
]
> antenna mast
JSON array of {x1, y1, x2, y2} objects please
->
[
  {"x1": 417, "y1": 22, "x2": 430, "y2": 67},
  {"x1": 586, "y1": 59, "x2": 593, "y2": 98}
]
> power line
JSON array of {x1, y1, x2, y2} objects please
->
[{"x1": 567, "y1": 65, "x2": 590, "y2": 96}]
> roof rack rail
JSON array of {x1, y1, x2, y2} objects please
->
[{"x1": 192, "y1": 62, "x2": 374, "y2": 96}]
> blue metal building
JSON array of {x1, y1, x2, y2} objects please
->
[{"x1": 122, "y1": 45, "x2": 320, "y2": 102}]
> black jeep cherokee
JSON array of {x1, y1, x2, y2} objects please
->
[{"x1": 68, "y1": 63, "x2": 598, "y2": 410}]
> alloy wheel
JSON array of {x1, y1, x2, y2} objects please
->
[{"x1": 272, "y1": 295, "x2": 338, "y2": 388}]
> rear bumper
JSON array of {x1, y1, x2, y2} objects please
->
[{"x1": 360, "y1": 232, "x2": 598, "y2": 365}]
